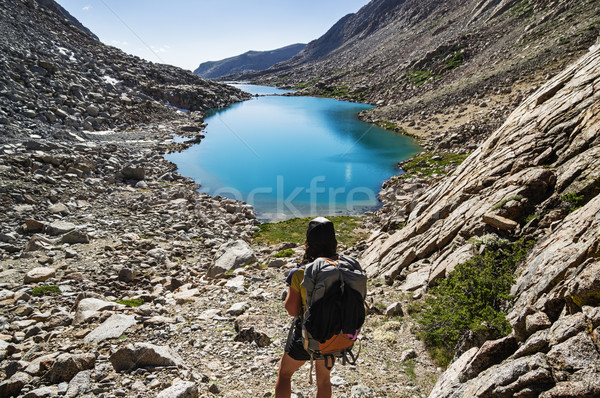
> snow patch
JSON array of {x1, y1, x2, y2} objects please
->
[{"x1": 102, "y1": 75, "x2": 120, "y2": 86}]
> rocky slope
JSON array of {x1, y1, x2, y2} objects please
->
[
  {"x1": 194, "y1": 44, "x2": 306, "y2": 79},
  {"x1": 0, "y1": 0, "x2": 249, "y2": 144},
  {"x1": 241, "y1": 0, "x2": 600, "y2": 151},
  {"x1": 362, "y1": 38, "x2": 600, "y2": 397},
  {"x1": 0, "y1": 1, "x2": 441, "y2": 398}
]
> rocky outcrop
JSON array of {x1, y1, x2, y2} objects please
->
[
  {"x1": 358, "y1": 39, "x2": 600, "y2": 397},
  {"x1": 362, "y1": 40, "x2": 600, "y2": 284}
]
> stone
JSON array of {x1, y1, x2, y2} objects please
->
[
  {"x1": 226, "y1": 301, "x2": 250, "y2": 316},
  {"x1": 45, "y1": 353, "x2": 96, "y2": 383},
  {"x1": 234, "y1": 315, "x2": 277, "y2": 347},
  {"x1": 351, "y1": 384, "x2": 373, "y2": 397},
  {"x1": 462, "y1": 335, "x2": 518, "y2": 381},
  {"x1": 73, "y1": 297, "x2": 118, "y2": 324},
  {"x1": 225, "y1": 275, "x2": 245, "y2": 293},
  {"x1": 46, "y1": 221, "x2": 76, "y2": 235},
  {"x1": 24, "y1": 267, "x2": 55, "y2": 283},
  {"x1": 109, "y1": 342, "x2": 183, "y2": 371},
  {"x1": 22, "y1": 386, "x2": 59, "y2": 398},
  {"x1": 208, "y1": 383, "x2": 220, "y2": 394},
  {"x1": 60, "y1": 229, "x2": 90, "y2": 244},
  {"x1": 118, "y1": 267, "x2": 135, "y2": 282},
  {"x1": 482, "y1": 213, "x2": 519, "y2": 230},
  {"x1": 400, "y1": 266, "x2": 430, "y2": 291},
  {"x1": 84, "y1": 314, "x2": 137, "y2": 344},
  {"x1": 385, "y1": 302, "x2": 404, "y2": 317},
  {"x1": 156, "y1": 381, "x2": 198, "y2": 398},
  {"x1": 428, "y1": 347, "x2": 479, "y2": 398},
  {"x1": 208, "y1": 240, "x2": 256, "y2": 277},
  {"x1": 86, "y1": 105, "x2": 99, "y2": 117},
  {"x1": 64, "y1": 370, "x2": 91, "y2": 398},
  {"x1": 547, "y1": 312, "x2": 587, "y2": 346},
  {"x1": 525, "y1": 311, "x2": 552, "y2": 335},
  {"x1": 174, "y1": 287, "x2": 200, "y2": 304},
  {"x1": 121, "y1": 166, "x2": 145, "y2": 180},
  {"x1": 48, "y1": 203, "x2": 69, "y2": 214},
  {"x1": 399, "y1": 348, "x2": 417, "y2": 361},
  {"x1": 24, "y1": 219, "x2": 45, "y2": 233},
  {"x1": 0, "y1": 371, "x2": 31, "y2": 398}
]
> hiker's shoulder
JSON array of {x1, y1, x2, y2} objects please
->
[
  {"x1": 286, "y1": 266, "x2": 305, "y2": 285},
  {"x1": 338, "y1": 254, "x2": 362, "y2": 270}
]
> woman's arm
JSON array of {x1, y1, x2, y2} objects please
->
[{"x1": 284, "y1": 286, "x2": 301, "y2": 317}]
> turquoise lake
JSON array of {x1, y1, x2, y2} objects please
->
[{"x1": 165, "y1": 84, "x2": 420, "y2": 221}]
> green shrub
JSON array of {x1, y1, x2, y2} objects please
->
[
  {"x1": 273, "y1": 249, "x2": 295, "y2": 258},
  {"x1": 416, "y1": 239, "x2": 533, "y2": 368},
  {"x1": 31, "y1": 285, "x2": 61, "y2": 296},
  {"x1": 444, "y1": 51, "x2": 464, "y2": 69},
  {"x1": 560, "y1": 192, "x2": 585, "y2": 212},
  {"x1": 116, "y1": 298, "x2": 145, "y2": 307},
  {"x1": 401, "y1": 152, "x2": 469, "y2": 178}
]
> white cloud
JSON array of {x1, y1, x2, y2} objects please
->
[{"x1": 82, "y1": 5, "x2": 91, "y2": 11}]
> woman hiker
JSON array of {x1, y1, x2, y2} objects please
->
[{"x1": 275, "y1": 217, "x2": 363, "y2": 398}]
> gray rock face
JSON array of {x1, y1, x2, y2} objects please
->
[
  {"x1": 45, "y1": 353, "x2": 96, "y2": 383},
  {"x1": 83, "y1": 313, "x2": 137, "y2": 344},
  {"x1": 109, "y1": 342, "x2": 183, "y2": 371},
  {"x1": 208, "y1": 240, "x2": 256, "y2": 277},
  {"x1": 73, "y1": 298, "x2": 118, "y2": 324},
  {"x1": 427, "y1": 42, "x2": 600, "y2": 398}
]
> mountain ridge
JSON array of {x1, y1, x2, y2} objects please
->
[{"x1": 193, "y1": 43, "x2": 305, "y2": 79}]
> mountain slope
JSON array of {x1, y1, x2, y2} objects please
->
[
  {"x1": 193, "y1": 43, "x2": 305, "y2": 79},
  {"x1": 0, "y1": 0, "x2": 248, "y2": 142},
  {"x1": 242, "y1": 0, "x2": 600, "y2": 151}
]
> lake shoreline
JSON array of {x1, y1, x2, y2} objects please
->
[{"x1": 166, "y1": 84, "x2": 421, "y2": 222}]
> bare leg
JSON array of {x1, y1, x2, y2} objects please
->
[
  {"x1": 275, "y1": 353, "x2": 305, "y2": 398},
  {"x1": 315, "y1": 360, "x2": 332, "y2": 398}
]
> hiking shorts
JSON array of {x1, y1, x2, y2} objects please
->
[{"x1": 284, "y1": 318, "x2": 311, "y2": 361}]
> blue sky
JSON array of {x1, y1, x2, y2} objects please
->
[{"x1": 55, "y1": 0, "x2": 371, "y2": 71}]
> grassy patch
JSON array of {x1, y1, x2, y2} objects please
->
[
  {"x1": 491, "y1": 194, "x2": 524, "y2": 210},
  {"x1": 402, "y1": 359, "x2": 417, "y2": 381},
  {"x1": 444, "y1": 51, "x2": 464, "y2": 70},
  {"x1": 401, "y1": 153, "x2": 469, "y2": 178},
  {"x1": 416, "y1": 239, "x2": 534, "y2": 368},
  {"x1": 407, "y1": 70, "x2": 437, "y2": 87},
  {"x1": 253, "y1": 216, "x2": 366, "y2": 246},
  {"x1": 116, "y1": 298, "x2": 145, "y2": 307},
  {"x1": 273, "y1": 249, "x2": 295, "y2": 258},
  {"x1": 31, "y1": 285, "x2": 61, "y2": 296},
  {"x1": 293, "y1": 78, "x2": 320, "y2": 90}
]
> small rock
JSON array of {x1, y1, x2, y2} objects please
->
[
  {"x1": 385, "y1": 302, "x2": 404, "y2": 317},
  {"x1": 45, "y1": 353, "x2": 96, "y2": 383},
  {"x1": 118, "y1": 267, "x2": 135, "y2": 282},
  {"x1": 400, "y1": 349, "x2": 417, "y2": 362},
  {"x1": 157, "y1": 381, "x2": 198, "y2": 398},
  {"x1": 482, "y1": 213, "x2": 519, "y2": 230},
  {"x1": 24, "y1": 267, "x2": 55, "y2": 283},
  {"x1": 208, "y1": 383, "x2": 220, "y2": 394},
  {"x1": 109, "y1": 343, "x2": 183, "y2": 371}
]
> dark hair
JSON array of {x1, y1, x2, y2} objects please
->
[{"x1": 301, "y1": 217, "x2": 337, "y2": 264}]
